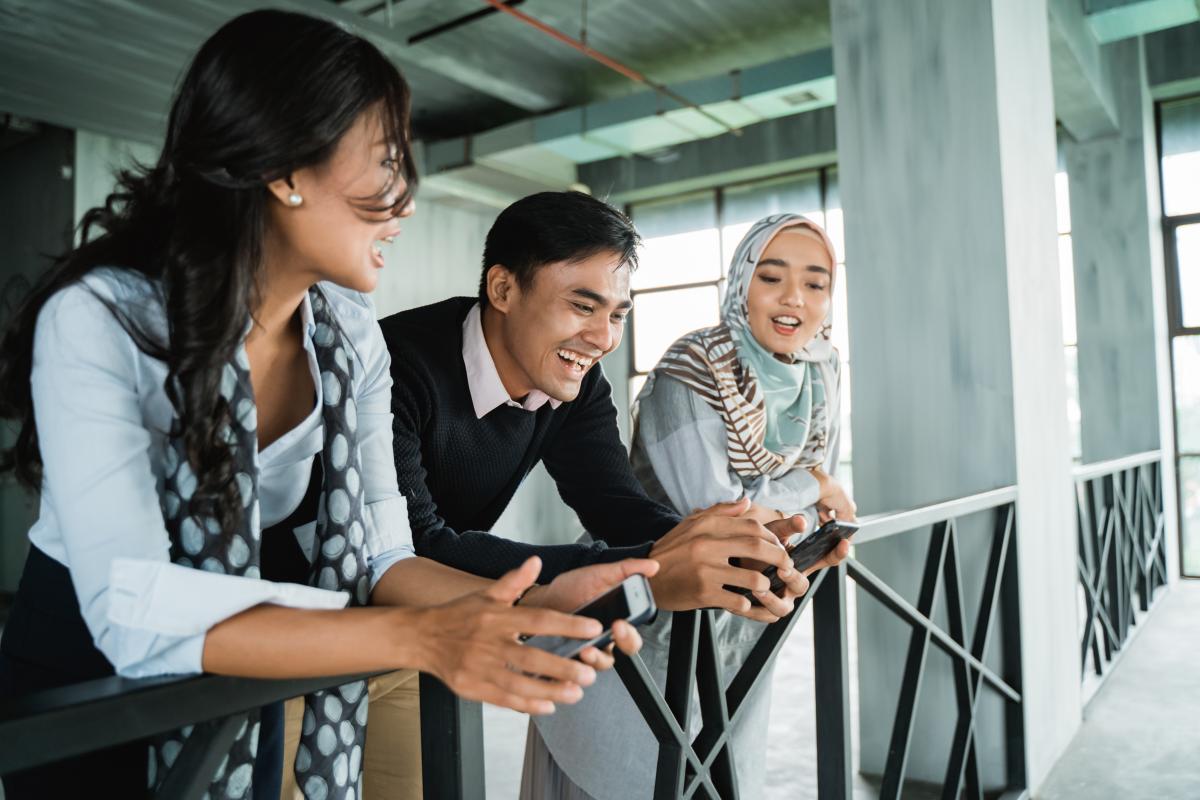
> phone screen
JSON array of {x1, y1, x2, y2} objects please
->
[
  {"x1": 523, "y1": 578, "x2": 646, "y2": 659},
  {"x1": 573, "y1": 583, "x2": 633, "y2": 628}
]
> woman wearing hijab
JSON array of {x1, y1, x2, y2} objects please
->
[{"x1": 520, "y1": 213, "x2": 854, "y2": 799}]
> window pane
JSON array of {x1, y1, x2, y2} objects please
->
[
  {"x1": 1181, "y1": 456, "x2": 1200, "y2": 576},
  {"x1": 721, "y1": 173, "x2": 824, "y2": 267},
  {"x1": 1176, "y1": 223, "x2": 1200, "y2": 329},
  {"x1": 630, "y1": 193, "x2": 720, "y2": 291},
  {"x1": 832, "y1": 263, "x2": 850, "y2": 360},
  {"x1": 1055, "y1": 171, "x2": 1071, "y2": 235},
  {"x1": 1065, "y1": 344, "x2": 1082, "y2": 462},
  {"x1": 1174, "y1": 334, "x2": 1200, "y2": 454},
  {"x1": 1059, "y1": 234, "x2": 1077, "y2": 347},
  {"x1": 825, "y1": 169, "x2": 845, "y2": 261},
  {"x1": 1162, "y1": 97, "x2": 1200, "y2": 217},
  {"x1": 838, "y1": 363, "x2": 852, "y2": 466},
  {"x1": 629, "y1": 374, "x2": 648, "y2": 408},
  {"x1": 632, "y1": 286, "x2": 720, "y2": 373}
]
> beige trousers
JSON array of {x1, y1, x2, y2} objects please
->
[{"x1": 280, "y1": 669, "x2": 423, "y2": 800}]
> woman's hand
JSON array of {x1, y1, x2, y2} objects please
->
[
  {"x1": 411, "y1": 556, "x2": 606, "y2": 715},
  {"x1": 811, "y1": 467, "x2": 857, "y2": 522}
]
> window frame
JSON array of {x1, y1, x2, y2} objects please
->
[{"x1": 1156, "y1": 94, "x2": 1200, "y2": 578}]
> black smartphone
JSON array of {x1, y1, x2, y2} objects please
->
[
  {"x1": 523, "y1": 574, "x2": 657, "y2": 660},
  {"x1": 731, "y1": 518, "x2": 859, "y2": 601}
]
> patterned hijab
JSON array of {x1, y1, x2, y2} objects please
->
[{"x1": 642, "y1": 213, "x2": 839, "y2": 479}]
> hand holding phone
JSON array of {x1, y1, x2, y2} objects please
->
[
  {"x1": 729, "y1": 518, "x2": 859, "y2": 601},
  {"x1": 523, "y1": 574, "x2": 657, "y2": 660}
]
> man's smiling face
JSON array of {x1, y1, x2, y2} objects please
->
[{"x1": 488, "y1": 250, "x2": 632, "y2": 403}]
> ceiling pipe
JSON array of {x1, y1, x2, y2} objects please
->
[{"x1": 476, "y1": 0, "x2": 743, "y2": 137}]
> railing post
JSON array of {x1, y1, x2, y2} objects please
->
[
  {"x1": 813, "y1": 562, "x2": 852, "y2": 800},
  {"x1": 419, "y1": 674, "x2": 485, "y2": 800}
]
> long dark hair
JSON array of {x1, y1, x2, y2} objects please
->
[{"x1": 0, "y1": 9, "x2": 417, "y2": 535}]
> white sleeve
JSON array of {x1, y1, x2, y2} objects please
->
[
  {"x1": 32, "y1": 285, "x2": 347, "y2": 678},
  {"x1": 336, "y1": 289, "x2": 416, "y2": 589}
]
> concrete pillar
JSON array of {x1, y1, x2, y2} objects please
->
[
  {"x1": 831, "y1": 0, "x2": 1079, "y2": 792},
  {"x1": 1063, "y1": 39, "x2": 1163, "y2": 464}
]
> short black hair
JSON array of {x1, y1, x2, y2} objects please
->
[{"x1": 478, "y1": 191, "x2": 640, "y2": 306}]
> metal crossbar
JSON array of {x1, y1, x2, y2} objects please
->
[
  {"x1": 1075, "y1": 452, "x2": 1167, "y2": 688},
  {"x1": 615, "y1": 491, "x2": 1025, "y2": 800}
]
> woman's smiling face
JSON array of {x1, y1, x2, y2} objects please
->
[{"x1": 744, "y1": 227, "x2": 833, "y2": 356}]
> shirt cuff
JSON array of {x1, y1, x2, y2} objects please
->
[
  {"x1": 107, "y1": 558, "x2": 351, "y2": 638},
  {"x1": 365, "y1": 496, "x2": 414, "y2": 558}
]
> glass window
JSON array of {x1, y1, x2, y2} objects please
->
[
  {"x1": 1059, "y1": 234, "x2": 1077, "y2": 347},
  {"x1": 1174, "y1": 334, "x2": 1200, "y2": 454},
  {"x1": 1176, "y1": 222, "x2": 1200, "y2": 329},
  {"x1": 631, "y1": 285, "x2": 720, "y2": 373},
  {"x1": 721, "y1": 173, "x2": 824, "y2": 267},
  {"x1": 629, "y1": 192, "x2": 720, "y2": 291},
  {"x1": 1065, "y1": 345, "x2": 1083, "y2": 461},
  {"x1": 629, "y1": 374, "x2": 648, "y2": 406},
  {"x1": 1161, "y1": 97, "x2": 1200, "y2": 217},
  {"x1": 1180, "y1": 456, "x2": 1200, "y2": 576},
  {"x1": 1055, "y1": 171, "x2": 1072, "y2": 235}
]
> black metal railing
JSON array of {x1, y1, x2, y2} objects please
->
[
  {"x1": 0, "y1": 669, "x2": 377, "y2": 799},
  {"x1": 615, "y1": 486, "x2": 1027, "y2": 800},
  {"x1": 0, "y1": 487, "x2": 1030, "y2": 799},
  {"x1": 1074, "y1": 450, "x2": 1168, "y2": 689}
]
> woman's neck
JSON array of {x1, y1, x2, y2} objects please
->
[{"x1": 249, "y1": 241, "x2": 313, "y2": 347}]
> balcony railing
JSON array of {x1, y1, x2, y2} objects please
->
[
  {"x1": 0, "y1": 487, "x2": 1031, "y2": 800},
  {"x1": 615, "y1": 486, "x2": 1026, "y2": 800},
  {"x1": 1074, "y1": 450, "x2": 1168, "y2": 695}
]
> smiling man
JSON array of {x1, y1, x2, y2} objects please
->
[
  {"x1": 379, "y1": 191, "x2": 811, "y2": 606},
  {"x1": 375, "y1": 191, "x2": 829, "y2": 797}
]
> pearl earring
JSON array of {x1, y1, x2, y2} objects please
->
[{"x1": 287, "y1": 192, "x2": 303, "y2": 206}]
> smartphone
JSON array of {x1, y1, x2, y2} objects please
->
[
  {"x1": 523, "y1": 574, "x2": 657, "y2": 660},
  {"x1": 731, "y1": 518, "x2": 859, "y2": 601}
]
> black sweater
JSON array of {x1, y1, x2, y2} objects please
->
[{"x1": 379, "y1": 297, "x2": 680, "y2": 581}]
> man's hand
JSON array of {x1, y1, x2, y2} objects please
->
[
  {"x1": 520, "y1": 558, "x2": 658, "y2": 669},
  {"x1": 647, "y1": 498, "x2": 808, "y2": 624}
]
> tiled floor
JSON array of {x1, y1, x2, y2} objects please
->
[{"x1": 1037, "y1": 580, "x2": 1200, "y2": 800}]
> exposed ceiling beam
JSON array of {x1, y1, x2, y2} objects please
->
[
  {"x1": 1048, "y1": 0, "x2": 1120, "y2": 141},
  {"x1": 1084, "y1": 0, "x2": 1200, "y2": 43},
  {"x1": 204, "y1": 0, "x2": 565, "y2": 110}
]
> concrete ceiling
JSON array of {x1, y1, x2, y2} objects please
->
[{"x1": 0, "y1": 0, "x2": 830, "y2": 143}]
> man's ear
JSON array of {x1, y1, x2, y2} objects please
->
[{"x1": 485, "y1": 264, "x2": 520, "y2": 313}]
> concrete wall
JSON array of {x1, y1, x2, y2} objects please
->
[
  {"x1": 832, "y1": 0, "x2": 1079, "y2": 791},
  {"x1": 1063, "y1": 39, "x2": 1163, "y2": 464}
]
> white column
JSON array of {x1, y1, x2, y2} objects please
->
[{"x1": 831, "y1": 0, "x2": 1079, "y2": 791}]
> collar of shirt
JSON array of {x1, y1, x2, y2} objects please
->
[{"x1": 462, "y1": 302, "x2": 561, "y2": 419}]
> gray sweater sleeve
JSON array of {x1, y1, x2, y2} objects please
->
[{"x1": 631, "y1": 369, "x2": 841, "y2": 518}]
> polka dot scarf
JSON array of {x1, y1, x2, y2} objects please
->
[{"x1": 151, "y1": 288, "x2": 371, "y2": 799}]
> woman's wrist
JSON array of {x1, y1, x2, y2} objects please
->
[{"x1": 376, "y1": 605, "x2": 432, "y2": 673}]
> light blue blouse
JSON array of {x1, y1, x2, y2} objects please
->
[{"x1": 27, "y1": 269, "x2": 414, "y2": 678}]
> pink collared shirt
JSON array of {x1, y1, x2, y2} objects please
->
[{"x1": 462, "y1": 302, "x2": 562, "y2": 419}]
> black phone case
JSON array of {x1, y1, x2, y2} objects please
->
[{"x1": 728, "y1": 520, "x2": 859, "y2": 602}]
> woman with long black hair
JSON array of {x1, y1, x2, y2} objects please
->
[{"x1": 0, "y1": 10, "x2": 652, "y2": 798}]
